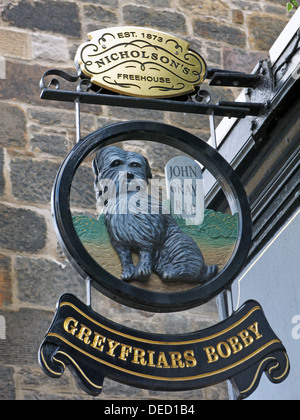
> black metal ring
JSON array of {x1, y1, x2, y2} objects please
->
[{"x1": 52, "y1": 121, "x2": 252, "y2": 312}]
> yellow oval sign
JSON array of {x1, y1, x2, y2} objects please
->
[{"x1": 75, "y1": 27, "x2": 207, "y2": 98}]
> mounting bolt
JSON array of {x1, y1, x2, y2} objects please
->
[
  {"x1": 251, "y1": 119, "x2": 258, "y2": 131},
  {"x1": 245, "y1": 88, "x2": 252, "y2": 98},
  {"x1": 260, "y1": 67, "x2": 266, "y2": 76},
  {"x1": 265, "y1": 100, "x2": 271, "y2": 110},
  {"x1": 292, "y1": 62, "x2": 300, "y2": 80}
]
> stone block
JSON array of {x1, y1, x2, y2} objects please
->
[
  {"x1": 0, "y1": 365, "x2": 15, "y2": 400},
  {"x1": 123, "y1": 5, "x2": 187, "y2": 34},
  {"x1": 0, "y1": 28, "x2": 31, "y2": 60},
  {"x1": 0, "y1": 254, "x2": 12, "y2": 307},
  {"x1": 263, "y1": 4, "x2": 290, "y2": 16},
  {"x1": 10, "y1": 158, "x2": 60, "y2": 204},
  {"x1": 0, "y1": 204, "x2": 47, "y2": 253},
  {"x1": 27, "y1": 107, "x2": 77, "y2": 128},
  {"x1": 205, "y1": 381, "x2": 229, "y2": 400},
  {"x1": 105, "y1": 107, "x2": 164, "y2": 123},
  {"x1": 83, "y1": 4, "x2": 118, "y2": 24},
  {"x1": 223, "y1": 47, "x2": 266, "y2": 73},
  {"x1": 0, "y1": 103, "x2": 27, "y2": 148},
  {"x1": 193, "y1": 18, "x2": 246, "y2": 48},
  {"x1": 32, "y1": 33, "x2": 69, "y2": 63},
  {"x1": 247, "y1": 14, "x2": 289, "y2": 51},
  {"x1": 28, "y1": 107, "x2": 98, "y2": 132},
  {"x1": 16, "y1": 367, "x2": 73, "y2": 395},
  {"x1": 29, "y1": 130, "x2": 69, "y2": 157},
  {"x1": 78, "y1": 0, "x2": 118, "y2": 5},
  {"x1": 1, "y1": 0, "x2": 81, "y2": 37},
  {"x1": 232, "y1": 9, "x2": 244, "y2": 24},
  {"x1": 147, "y1": 387, "x2": 205, "y2": 400},
  {"x1": 179, "y1": 0, "x2": 231, "y2": 20},
  {"x1": 15, "y1": 256, "x2": 85, "y2": 308},
  {"x1": 267, "y1": 0, "x2": 289, "y2": 4},
  {"x1": 0, "y1": 148, "x2": 4, "y2": 196},
  {"x1": 71, "y1": 164, "x2": 97, "y2": 209},
  {"x1": 231, "y1": 0, "x2": 261, "y2": 11},
  {"x1": 0, "y1": 307, "x2": 53, "y2": 366},
  {"x1": 205, "y1": 45, "x2": 222, "y2": 66},
  {"x1": 0, "y1": 56, "x2": 5, "y2": 80},
  {"x1": 0, "y1": 61, "x2": 75, "y2": 107},
  {"x1": 130, "y1": 0, "x2": 173, "y2": 7}
]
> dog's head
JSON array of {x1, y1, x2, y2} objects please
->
[{"x1": 92, "y1": 146, "x2": 153, "y2": 206}]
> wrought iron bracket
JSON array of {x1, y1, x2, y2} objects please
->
[
  {"x1": 207, "y1": 68, "x2": 261, "y2": 88},
  {"x1": 39, "y1": 67, "x2": 270, "y2": 120},
  {"x1": 243, "y1": 59, "x2": 274, "y2": 139}
]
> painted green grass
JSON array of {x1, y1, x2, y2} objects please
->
[{"x1": 73, "y1": 209, "x2": 238, "y2": 249}]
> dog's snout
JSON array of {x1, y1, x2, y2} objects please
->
[{"x1": 127, "y1": 172, "x2": 135, "y2": 180}]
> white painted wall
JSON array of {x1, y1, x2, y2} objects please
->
[{"x1": 230, "y1": 209, "x2": 300, "y2": 400}]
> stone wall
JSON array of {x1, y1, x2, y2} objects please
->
[{"x1": 0, "y1": 0, "x2": 293, "y2": 400}]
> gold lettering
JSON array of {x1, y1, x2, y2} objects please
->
[
  {"x1": 227, "y1": 336, "x2": 243, "y2": 354},
  {"x1": 90, "y1": 333, "x2": 106, "y2": 352},
  {"x1": 216, "y1": 342, "x2": 231, "y2": 359},
  {"x1": 63, "y1": 317, "x2": 78, "y2": 336},
  {"x1": 106, "y1": 339, "x2": 120, "y2": 357},
  {"x1": 156, "y1": 352, "x2": 171, "y2": 369},
  {"x1": 238, "y1": 330, "x2": 254, "y2": 347},
  {"x1": 184, "y1": 350, "x2": 197, "y2": 368},
  {"x1": 119, "y1": 344, "x2": 132, "y2": 361},
  {"x1": 132, "y1": 348, "x2": 147, "y2": 366},
  {"x1": 204, "y1": 346, "x2": 219, "y2": 364},
  {"x1": 169, "y1": 352, "x2": 185, "y2": 368},
  {"x1": 76, "y1": 324, "x2": 92, "y2": 345},
  {"x1": 248, "y1": 322, "x2": 263, "y2": 340},
  {"x1": 147, "y1": 350, "x2": 156, "y2": 367},
  {"x1": 203, "y1": 322, "x2": 264, "y2": 364}
]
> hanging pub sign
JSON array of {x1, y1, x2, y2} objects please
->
[{"x1": 38, "y1": 27, "x2": 290, "y2": 400}]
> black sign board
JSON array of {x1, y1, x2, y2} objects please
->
[{"x1": 39, "y1": 294, "x2": 289, "y2": 399}]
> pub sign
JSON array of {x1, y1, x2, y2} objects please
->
[{"x1": 38, "y1": 27, "x2": 290, "y2": 399}]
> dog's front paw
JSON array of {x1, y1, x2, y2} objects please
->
[
  {"x1": 161, "y1": 269, "x2": 179, "y2": 283},
  {"x1": 121, "y1": 266, "x2": 136, "y2": 282},
  {"x1": 162, "y1": 271, "x2": 172, "y2": 280},
  {"x1": 134, "y1": 263, "x2": 152, "y2": 282}
]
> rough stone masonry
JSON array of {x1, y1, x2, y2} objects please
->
[{"x1": 0, "y1": 0, "x2": 293, "y2": 400}]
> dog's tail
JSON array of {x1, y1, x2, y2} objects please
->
[{"x1": 201, "y1": 264, "x2": 218, "y2": 282}]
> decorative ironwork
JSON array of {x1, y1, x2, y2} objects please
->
[{"x1": 40, "y1": 67, "x2": 267, "y2": 119}]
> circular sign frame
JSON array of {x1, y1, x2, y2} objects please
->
[{"x1": 52, "y1": 121, "x2": 252, "y2": 313}]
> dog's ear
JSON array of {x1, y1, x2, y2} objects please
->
[
  {"x1": 145, "y1": 157, "x2": 153, "y2": 180},
  {"x1": 93, "y1": 150, "x2": 104, "y2": 177},
  {"x1": 92, "y1": 157, "x2": 99, "y2": 177}
]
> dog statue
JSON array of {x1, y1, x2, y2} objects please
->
[{"x1": 92, "y1": 146, "x2": 218, "y2": 284}]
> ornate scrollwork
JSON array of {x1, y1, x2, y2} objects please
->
[
  {"x1": 232, "y1": 349, "x2": 290, "y2": 399},
  {"x1": 40, "y1": 69, "x2": 80, "y2": 91}
]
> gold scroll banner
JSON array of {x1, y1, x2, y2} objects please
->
[{"x1": 75, "y1": 27, "x2": 207, "y2": 98}]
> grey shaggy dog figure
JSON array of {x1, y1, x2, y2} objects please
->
[{"x1": 93, "y1": 146, "x2": 218, "y2": 283}]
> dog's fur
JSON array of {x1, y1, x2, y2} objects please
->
[{"x1": 93, "y1": 146, "x2": 218, "y2": 283}]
